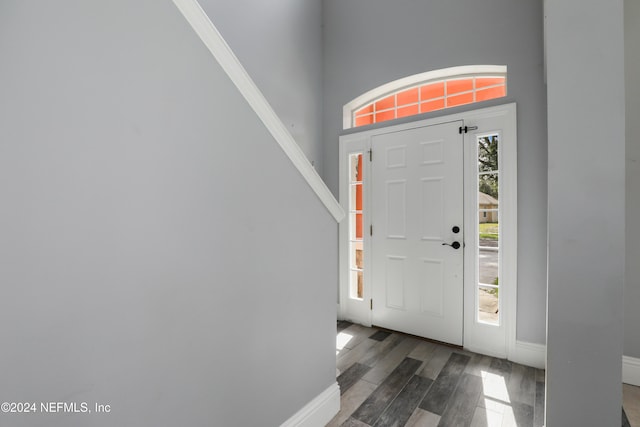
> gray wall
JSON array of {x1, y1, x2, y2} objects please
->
[
  {"x1": 322, "y1": 0, "x2": 548, "y2": 344},
  {"x1": 625, "y1": 0, "x2": 640, "y2": 359},
  {"x1": 198, "y1": 0, "x2": 325, "y2": 172},
  {"x1": 545, "y1": 0, "x2": 625, "y2": 424},
  {"x1": 0, "y1": 1, "x2": 337, "y2": 426}
]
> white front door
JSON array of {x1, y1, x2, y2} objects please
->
[{"x1": 370, "y1": 121, "x2": 464, "y2": 345}]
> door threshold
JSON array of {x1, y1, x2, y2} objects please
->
[{"x1": 371, "y1": 325, "x2": 463, "y2": 350}]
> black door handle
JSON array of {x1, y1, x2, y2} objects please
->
[{"x1": 442, "y1": 241, "x2": 461, "y2": 249}]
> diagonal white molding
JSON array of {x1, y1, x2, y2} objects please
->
[{"x1": 172, "y1": 0, "x2": 345, "y2": 223}]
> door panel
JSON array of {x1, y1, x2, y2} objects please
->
[{"x1": 371, "y1": 121, "x2": 464, "y2": 345}]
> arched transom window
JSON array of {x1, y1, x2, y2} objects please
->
[{"x1": 343, "y1": 65, "x2": 507, "y2": 129}]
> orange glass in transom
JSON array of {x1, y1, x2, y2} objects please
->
[
  {"x1": 397, "y1": 88, "x2": 419, "y2": 106},
  {"x1": 446, "y1": 79, "x2": 474, "y2": 95},
  {"x1": 421, "y1": 99, "x2": 445, "y2": 113},
  {"x1": 447, "y1": 92, "x2": 474, "y2": 107},
  {"x1": 355, "y1": 114, "x2": 373, "y2": 127},
  {"x1": 420, "y1": 82, "x2": 445, "y2": 100},
  {"x1": 375, "y1": 95, "x2": 395, "y2": 111},
  {"x1": 351, "y1": 75, "x2": 506, "y2": 128},
  {"x1": 355, "y1": 104, "x2": 374, "y2": 116},
  {"x1": 475, "y1": 77, "x2": 505, "y2": 89},
  {"x1": 397, "y1": 104, "x2": 419, "y2": 119},
  {"x1": 476, "y1": 86, "x2": 506, "y2": 102},
  {"x1": 375, "y1": 110, "x2": 395, "y2": 123}
]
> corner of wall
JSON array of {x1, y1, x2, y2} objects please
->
[
  {"x1": 623, "y1": 356, "x2": 640, "y2": 387},
  {"x1": 510, "y1": 342, "x2": 640, "y2": 387},
  {"x1": 512, "y1": 340, "x2": 546, "y2": 369}
]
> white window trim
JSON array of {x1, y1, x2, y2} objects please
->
[
  {"x1": 343, "y1": 65, "x2": 507, "y2": 130},
  {"x1": 462, "y1": 103, "x2": 517, "y2": 359},
  {"x1": 338, "y1": 136, "x2": 372, "y2": 325}
]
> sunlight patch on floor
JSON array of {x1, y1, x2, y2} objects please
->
[
  {"x1": 477, "y1": 370, "x2": 515, "y2": 426},
  {"x1": 336, "y1": 332, "x2": 353, "y2": 355},
  {"x1": 481, "y1": 370, "x2": 511, "y2": 403}
]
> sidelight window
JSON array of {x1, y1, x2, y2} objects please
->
[
  {"x1": 349, "y1": 153, "x2": 364, "y2": 300},
  {"x1": 477, "y1": 134, "x2": 500, "y2": 325}
]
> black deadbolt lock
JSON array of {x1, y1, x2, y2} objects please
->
[{"x1": 452, "y1": 226, "x2": 460, "y2": 234}]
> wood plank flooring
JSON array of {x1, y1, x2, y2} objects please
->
[{"x1": 332, "y1": 321, "x2": 639, "y2": 427}]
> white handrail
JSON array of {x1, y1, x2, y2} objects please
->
[{"x1": 172, "y1": 0, "x2": 345, "y2": 223}]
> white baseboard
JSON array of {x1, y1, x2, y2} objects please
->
[
  {"x1": 510, "y1": 340, "x2": 546, "y2": 369},
  {"x1": 280, "y1": 382, "x2": 340, "y2": 427},
  {"x1": 623, "y1": 355, "x2": 640, "y2": 386},
  {"x1": 507, "y1": 342, "x2": 639, "y2": 386}
]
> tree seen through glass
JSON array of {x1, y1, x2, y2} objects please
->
[{"x1": 478, "y1": 135, "x2": 498, "y2": 198}]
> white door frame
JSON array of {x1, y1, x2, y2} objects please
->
[
  {"x1": 338, "y1": 136, "x2": 373, "y2": 326},
  {"x1": 338, "y1": 103, "x2": 517, "y2": 359},
  {"x1": 461, "y1": 104, "x2": 518, "y2": 359}
]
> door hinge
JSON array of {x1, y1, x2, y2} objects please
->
[
  {"x1": 368, "y1": 148, "x2": 373, "y2": 161},
  {"x1": 370, "y1": 299, "x2": 373, "y2": 310},
  {"x1": 370, "y1": 225, "x2": 373, "y2": 236},
  {"x1": 458, "y1": 125, "x2": 478, "y2": 134}
]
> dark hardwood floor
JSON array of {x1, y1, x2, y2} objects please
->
[{"x1": 331, "y1": 321, "x2": 637, "y2": 427}]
